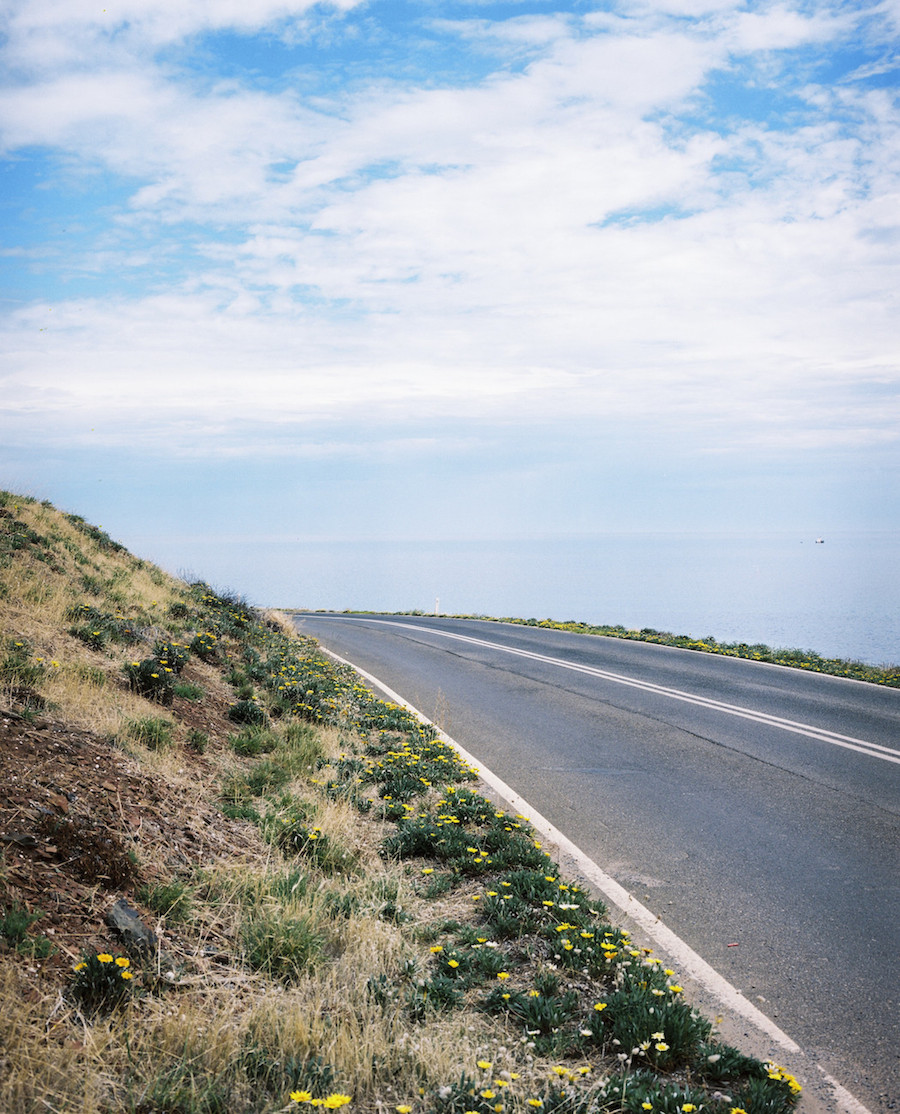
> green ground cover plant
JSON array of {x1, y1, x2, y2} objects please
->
[{"x1": 0, "y1": 491, "x2": 805, "y2": 1114}]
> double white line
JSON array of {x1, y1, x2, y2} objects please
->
[
  {"x1": 350, "y1": 619, "x2": 900, "y2": 767},
  {"x1": 317, "y1": 633, "x2": 877, "y2": 1112}
]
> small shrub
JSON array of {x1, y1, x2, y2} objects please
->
[
  {"x1": 124, "y1": 657, "x2": 175, "y2": 704},
  {"x1": 190, "y1": 630, "x2": 219, "y2": 661},
  {"x1": 66, "y1": 603, "x2": 139, "y2": 645},
  {"x1": 587, "y1": 983, "x2": 712, "y2": 1069},
  {"x1": 0, "y1": 638, "x2": 44, "y2": 688},
  {"x1": 420, "y1": 872, "x2": 455, "y2": 899},
  {"x1": 186, "y1": 729, "x2": 209, "y2": 754},
  {"x1": 407, "y1": 972, "x2": 464, "y2": 1018},
  {"x1": 0, "y1": 904, "x2": 55, "y2": 957},
  {"x1": 69, "y1": 952, "x2": 135, "y2": 1014},
  {"x1": 228, "y1": 699, "x2": 268, "y2": 726},
  {"x1": 154, "y1": 640, "x2": 190, "y2": 674},
  {"x1": 243, "y1": 1050, "x2": 338, "y2": 1101},
  {"x1": 275, "y1": 818, "x2": 357, "y2": 875},
  {"x1": 69, "y1": 624, "x2": 109, "y2": 650}
]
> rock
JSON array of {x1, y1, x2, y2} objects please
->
[
  {"x1": 106, "y1": 898, "x2": 158, "y2": 956},
  {"x1": 105, "y1": 898, "x2": 184, "y2": 982}
]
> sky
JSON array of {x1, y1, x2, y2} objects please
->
[{"x1": 1, "y1": 0, "x2": 899, "y2": 612}]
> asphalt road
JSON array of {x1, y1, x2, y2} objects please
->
[{"x1": 290, "y1": 613, "x2": 900, "y2": 1112}]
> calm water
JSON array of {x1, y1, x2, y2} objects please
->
[{"x1": 280, "y1": 531, "x2": 899, "y2": 666}]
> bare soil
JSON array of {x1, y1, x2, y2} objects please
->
[{"x1": 0, "y1": 662, "x2": 252, "y2": 982}]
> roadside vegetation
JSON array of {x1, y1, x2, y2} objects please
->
[
  {"x1": 1, "y1": 489, "x2": 803, "y2": 1113},
  {"x1": 380, "y1": 613, "x2": 899, "y2": 688}
]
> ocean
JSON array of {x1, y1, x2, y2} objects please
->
[{"x1": 286, "y1": 531, "x2": 899, "y2": 666}]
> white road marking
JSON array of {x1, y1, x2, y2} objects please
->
[
  {"x1": 316, "y1": 641, "x2": 876, "y2": 1114},
  {"x1": 333, "y1": 617, "x2": 900, "y2": 765}
]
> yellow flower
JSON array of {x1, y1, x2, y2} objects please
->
[
  {"x1": 97, "y1": 954, "x2": 113, "y2": 963},
  {"x1": 476, "y1": 1061, "x2": 492, "y2": 1071},
  {"x1": 480, "y1": 1091, "x2": 495, "y2": 1100},
  {"x1": 642, "y1": 1105, "x2": 653, "y2": 1111},
  {"x1": 593, "y1": 1002, "x2": 607, "y2": 1012},
  {"x1": 526, "y1": 1101, "x2": 543, "y2": 1108},
  {"x1": 291, "y1": 1092, "x2": 313, "y2": 1103},
  {"x1": 447, "y1": 959, "x2": 460, "y2": 969},
  {"x1": 116, "y1": 957, "x2": 130, "y2": 968},
  {"x1": 120, "y1": 971, "x2": 133, "y2": 980},
  {"x1": 430, "y1": 946, "x2": 443, "y2": 954},
  {"x1": 73, "y1": 962, "x2": 87, "y2": 972},
  {"x1": 322, "y1": 1095, "x2": 352, "y2": 1109},
  {"x1": 396, "y1": 1106, "x2": 413, "y2": 1112},
  {"x1": 497, "y1": 972, "x2": 510, "y2": 980}
]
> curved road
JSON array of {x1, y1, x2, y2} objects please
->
[{"x1": 290, "y1": 613, "x2": 900, "y2": 1112}]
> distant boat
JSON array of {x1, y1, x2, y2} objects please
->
[{"x1": 815, "y1": 537, "x2": 825, "y2": 544}]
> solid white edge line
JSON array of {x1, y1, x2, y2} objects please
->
[
  {"x1": 818, "y1": 1072, "x2": 878, "y2": 1114},
  {"x1": 314, "y1": 643, "x2": 876, "y2": 1114}
]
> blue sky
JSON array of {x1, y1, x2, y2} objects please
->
[{"x1": 1, "y1": 0, "x2": 899, "y2": 608}]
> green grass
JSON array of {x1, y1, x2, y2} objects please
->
[
  {"x1": 120, "y1": 715, "x2": 175, "y2": 750},
  {"x1": 136, "y1": 879, "x2": 194, "y2": 923},
  {"x1": 241, "y1": 909, "x2": 325, "y2": 982}
]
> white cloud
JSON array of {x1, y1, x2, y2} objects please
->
[
  {"x1": 1, "y1": 0, "x2": 362, "y2": 73},
  {"x1": 1, "y1": 0, "x2": 898, "y2": 469},
  {"x1": 730, "y1": 4, "x2": 851, "y2": 52}
]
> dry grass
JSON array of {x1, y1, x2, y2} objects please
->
[{"x1": 0, "y1": 493, "x2": 805, "y2": 1114}]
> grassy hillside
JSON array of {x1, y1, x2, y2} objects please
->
[{"x1": 1, "y1": 491, "x2": 803, "y2": 1114}]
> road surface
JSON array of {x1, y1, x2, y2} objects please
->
[{"x1": 290, "y1": 613, "x2": 900, "y2": 1112}]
